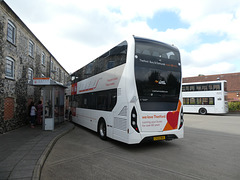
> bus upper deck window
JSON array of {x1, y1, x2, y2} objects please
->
[{"x1": 170, "y1": 55, "x2": 176, "y2": 60}]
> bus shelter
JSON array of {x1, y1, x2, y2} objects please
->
[{"x1": 30, "y1": 78, "x2": 67, "y2": 130}]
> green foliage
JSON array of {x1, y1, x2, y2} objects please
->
[{"x1": 228, "y1": 101, "x2": 240, "y2": 112}]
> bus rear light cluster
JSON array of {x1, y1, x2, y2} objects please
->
[
  {"x1": 178, "y1": 107, "x2": 184, "y2": 130},
  {"x1": 131, "y1": 107, "x2": 139, "y2": 133}
]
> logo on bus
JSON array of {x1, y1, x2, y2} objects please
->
[{"x1": 155, "y1": 80, "x2": 166, "y2": 85}]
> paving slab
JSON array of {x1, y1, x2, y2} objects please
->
[{"x1": 0, "y1": 121, "x2": 74, "y2": 180}]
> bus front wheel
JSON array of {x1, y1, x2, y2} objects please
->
[
  {"x1": 98, "y1": 119, "x2": 107, "y2": 140},
  {"x1": 199, "y1": 108, "x2": 207, "y2": 115}
]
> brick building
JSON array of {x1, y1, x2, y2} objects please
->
[
  {"x1": 0, "y1": 1, "x2": 69, "y2": 133},
  {"x1": 183, "y1": 72, "x2": 240, "y2": 102}
]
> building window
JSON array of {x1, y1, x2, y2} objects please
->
[
  {"x1": 7, "y1": 20, "x2": 16, "y2": 44},
  {"x1": 51, "y1": 60, "x2": 53, "y2": 71},
  {"x1": 41, "y1": 52, "x2": 45, "y2": 65},
  {"x1": 59, "y1": 69, "x2": 62, "y2": 81},
  {"x1": 29, "y1": 40, "x2": 34, "y2": 57},
  {"x1": 28, "y1": 68, "x2": 33, "y2": 81},
  {"x1": 57, "y1": 67, "x2": 59, "y2": 77},
  {"x1": 5, "y1": 57, "x2": 14, "y2": 79}
]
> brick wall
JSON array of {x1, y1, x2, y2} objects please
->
[
  {"x1": 4, "y1": 97, "x2": 14, "y2": 120},
  {"x1": 228, "y1": 92, "x2": 240, "y2": 102}
]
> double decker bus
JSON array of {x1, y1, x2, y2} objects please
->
[
  {"x1": 69, "y1": 36, "x2": 184, "y2": 144},
  {"x1": 182, "y1": 80, "x2": 228, "y2": 115}
]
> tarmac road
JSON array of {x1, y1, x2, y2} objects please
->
[{"x1": 41, "y1": 114, "x2": 240, "y2": 180}]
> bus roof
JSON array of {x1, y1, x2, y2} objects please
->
[{"x1": 134, "y1": 36, "x2": 179, "y2": 51}]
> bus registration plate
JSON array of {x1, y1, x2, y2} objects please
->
[{"x1": 153, "y1": 136, "x2": 165, "y2": 141}]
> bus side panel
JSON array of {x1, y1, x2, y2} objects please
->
[
  {"x1": 73, "y1": 108, "x2": 114, "y2": 136},
  {"x1": 73, "y1": 108, "x2": 97, "y2": 131},
  {"x1": 111, "y1": 67, "x2": 130, "y2": 142},
  {"x1": 112, "y1": 36, "x2": 137, "y2": 144}
]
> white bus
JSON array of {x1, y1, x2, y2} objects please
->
[
  {"x1": 182, "y1": 80, "x2": 228, "y2": 115},
  {"x1": 69, "y1": 36, "x2": 184, "y2": 144}
]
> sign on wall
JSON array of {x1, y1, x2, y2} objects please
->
[{"x1": 33, "y1": 78, "x2": 51, "y2": 85}]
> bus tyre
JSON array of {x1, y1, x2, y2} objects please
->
[
  {"x1": 199, "y1": 108, "x2": 207, "y2": 115},
  {"x1": 98, "y1": 119, "x2": 107, "y2": 140}
]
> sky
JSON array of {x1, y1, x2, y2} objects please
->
[{"x1": 4, "y1": 0, "x2": 240, "y2": 77}]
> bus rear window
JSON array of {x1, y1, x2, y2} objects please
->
[{"x1": 134, "y1": 38, "x2": 181, "y2": 111}]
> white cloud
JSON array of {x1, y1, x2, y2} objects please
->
[
  {"x1": 181, "y1": 39, "x2": 240, "y2": 77},
  {"x1": 190, "y1": 13, "x2": 233, "y2": 35},
  {"x1": 189, "y1": 40, "x2": 240, "y2": 65},
  {"x1": 183, "y1": 62, "x2": 235, "y2": 77},
  {"x1": 177, "y1": 0, "x2": 240, "y2": 23},
  {"x1": 4, "y1": 0, "x2": 240, "y2": 76}
]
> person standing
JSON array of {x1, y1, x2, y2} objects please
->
[
  {"x1": 37, "y1": 100, "x2": 43, "y2": 125},
  {"x1": 30, "y1": 101, "x2": 37, "y2": 128}
]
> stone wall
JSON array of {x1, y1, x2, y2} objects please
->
[
  {"x1": 0, "y1": 16, "x2": 5, "y2": 133},
  {"x1": 0, "y1": 1, "x2": 69, "y2": 133}
]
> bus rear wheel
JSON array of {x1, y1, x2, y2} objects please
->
[
  {"x1": 199, "y1": 108, "x2": 207, "y2": 115},
  {"x1": 98, "y1": 119, "x2": 107, "y2": 140}
]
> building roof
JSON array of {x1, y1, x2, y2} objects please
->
[{"x1": 183, "y1": 72, "x2": 240, "y2": 92}]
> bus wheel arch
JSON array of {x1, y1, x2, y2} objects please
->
[
  {"x1": 199, "y1": 108, "x2": 207, "y2": 115},
  {"x1": 98, "y1": 118, "x2": 107, "y2": 140}
]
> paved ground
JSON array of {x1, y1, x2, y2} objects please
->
[
  {"x1": 184, "y1": 114, "x2": 240, "y2": 135},
  {"x1": 0, "y1": 121, "x2": 74, "y2": 180},
  {"x1": 41, "y1": 114, "x2": 240, "y2": 180}
]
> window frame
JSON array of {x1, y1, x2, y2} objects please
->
[
  {"x1": 183, "y1": 97, "x2": 215, "y2": 105},
  {"x1": 7, "y1": 20, "x2": 16, "y2": 44},
  {"x1": 5, "y1": 57, "x2": 15, "y2": 79},
  {"x1": 29, "y1": 40, "x2": 34, "y2": 57},
  {"x1": 28, "y1": 68, "x2": 33, "y2": 81},
  {"x1": 51, "y1": 60, "x2": 53, "y2": 71},
  {"x1": 183, "y1": 82, "x2": 222, "y2": 92},
  {"x1": 41, "y1": 52, "x2": 45, "y2": 65}
]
